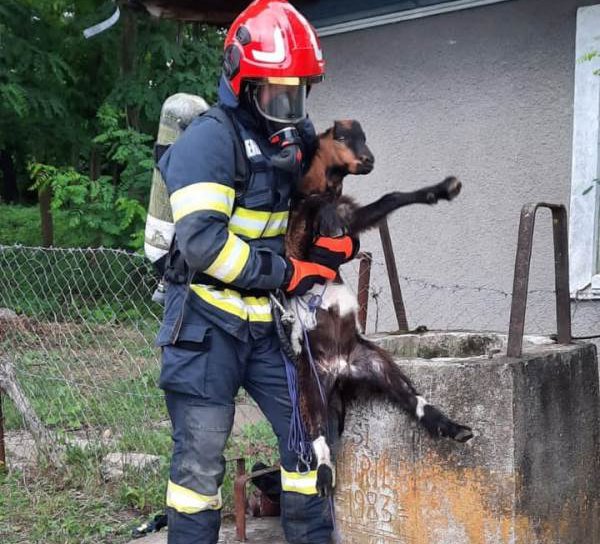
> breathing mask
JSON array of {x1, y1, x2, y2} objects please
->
[{"x1": 246, "y1": 80, "x2": 312, "y2": 177}]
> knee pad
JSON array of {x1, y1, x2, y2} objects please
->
[{"x1": 170, "y1": 403, "x2": 234, "y2": 500}]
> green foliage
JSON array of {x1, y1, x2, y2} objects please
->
[
  {"x1": 578, "y1": 49, "x2": 600, "y2": 77},
  {"x1": 0, "y1": 0, "x2": 82, "y2": 161},
  {"x1": 0, "y1": 1, "x2": 224, "y2": 245},
  {"x1": 28, "y1": 162, "x2": 147, "y2": 249},
  {"x1": 94, "y1": 104, "x2": 155, "y2": 200},
  {"x1": 107, "y1": 23, "x2": 224, "y2": 129}
]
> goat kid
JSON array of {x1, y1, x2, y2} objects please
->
[{"x1": 284, "y1": 120, "x2": 474, "y2": 497}]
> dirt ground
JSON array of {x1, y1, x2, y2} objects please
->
[{"x1": 126, "y1": 516, "x2": 285, "y2": 544}]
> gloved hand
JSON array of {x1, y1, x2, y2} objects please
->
[
  {"x1": 307, "y1": 235, "x2": 359, "y2": 270},
  {"x1": 283, "y1": 257, "x2": 337, "y2": 297}
]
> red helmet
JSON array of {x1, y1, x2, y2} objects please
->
[{"x1": 223, "y1": 0, "x2": 325, "y2": 98}]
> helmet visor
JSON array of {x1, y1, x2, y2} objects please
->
[{"x1": 253, "y1": 82, "x2": 307, "y2": 124}]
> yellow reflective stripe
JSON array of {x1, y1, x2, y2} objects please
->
[
  {"x1": 166, "y1": 480, "x2": 222, "y2": 514},
  {"x1": 190, "y1": 287, "x2": 273, "y2": 323},
  {"x1": 263, "y1": 211, "x2": 289, "y2": 237},
  {"x1": 244, "y1": 296, "x2": 272, "y2": 323},
  {"x1": 170, "y1": 182, "x2": 235, "y2": 221},
  {"x1": 191, "y1": 285, "x2": 248, "y2": 319},
  {"x1": 203, "y1": 232, "x2": 250, "y2": 283},
  {"x1": 229, "y1": 208, "x2": 289, "y2": 239},
  {"x1": 281, "y1": 467, "x2": 318, "y2": 495},
  {"x1": 229, "y1": 207, "x2": 270, "y2": 238}
]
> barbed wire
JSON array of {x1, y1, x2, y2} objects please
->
[{"x1": 0, "y1": 243, "x2": 597, "y2": 529}]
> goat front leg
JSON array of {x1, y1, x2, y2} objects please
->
[
  {"x1": 343, "y1": 338, "x2": 473, "y2": 443},
  {"x1": 349, "y1": 176, "x2": 462, "y2": 234}
]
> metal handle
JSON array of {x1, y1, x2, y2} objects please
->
[{"x1": 507, "y1": 203, "x2": 571, "y2": 357}]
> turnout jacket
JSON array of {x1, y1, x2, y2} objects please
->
[{"x1": 156, "y1": 79, "x2": 293, "y2": 343}]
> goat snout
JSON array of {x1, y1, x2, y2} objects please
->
[{"x1": 357, "y1": 154, "x2": 374, "y2": 174}]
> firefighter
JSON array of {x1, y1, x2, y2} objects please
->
[{"x1": 156, "y1": 1, "x2": 352, "y2": 542}]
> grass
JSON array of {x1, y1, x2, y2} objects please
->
[
  {"x1": 0, "y1": 317, "x2": 279, "y2": 543},
  {"x1": 0, "y1": 203, "x2": 100, "y2": 248},
  {"x1": 0, "y1": 419, "x2": 278, "y2": 544}
]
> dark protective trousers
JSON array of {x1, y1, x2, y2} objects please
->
[{"x1": 163, "y1": 326, "x2": 333, "y2": 544}]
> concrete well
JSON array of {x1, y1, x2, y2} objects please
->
[{"x1": 334, "y1": 332, "x2": 600, "y2": 544}]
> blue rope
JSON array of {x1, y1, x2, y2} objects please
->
[
  {"x1": 287, "y1": 285, "x2": 337, "y2": 532},
  {"x1": 283, "y1": 350, "x2": 313, "y2": 470},
  {"x1": 277, "y1": 285, "x2": 337, "y2": 532}
]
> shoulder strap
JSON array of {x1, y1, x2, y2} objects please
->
[{"x1": 204, "y1": 105, "x2": 248, "y2": 191}]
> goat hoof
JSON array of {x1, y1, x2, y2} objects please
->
[
  {"x1": 441, "y1": 176, "x2": 462, "y2": 200},
  {"x1": 441, "y1": 419, "x2": 474, "y2": 443},
  {"x1": 452, "y1": 425, "x2": 474, "y2": 443},
  {"x1": 316, "y1": 464, "x2": 334, "y2": 497},
  {"x1": 422, "y1": 405, "x2": 473, "y2": 443}
]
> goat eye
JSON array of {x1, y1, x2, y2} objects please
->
[{"x1": 336, "y1": 136, "x2": 346, "y2": 142}]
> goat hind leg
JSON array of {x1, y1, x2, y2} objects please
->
[
  {"x1": 298, "y1": 360, "x2": 336, "y2": 497},
  {"x1": 344, "y1": 340, "x2": 473, "y2": 443}
]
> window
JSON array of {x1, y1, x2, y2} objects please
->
[
  {"x1": 299, "y1": 0, "x2": 512, "y2": 36},
  {"x1": 569, "y1": 4, "x2": 600, "y2": 299}
]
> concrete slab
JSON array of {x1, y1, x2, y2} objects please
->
[{"x1": 126, "y1": 516, "x2": 285, "y2": 544}]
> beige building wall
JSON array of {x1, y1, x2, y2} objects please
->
[{"x1": 309, "y1": 0, "x2": 600, "y2": 339}]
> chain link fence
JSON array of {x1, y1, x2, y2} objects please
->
[
  {"x1": 0, "y1": 243, "x2": 596, "y2": 543},
  {"x1": 0, "y1": 244, "x2": 583, "y2": 465},
  {"x1": 0, "y1": 245, "x2": 277, "y2": 544},
  {"x1": 0, "y1": 246, "x2": 163, "y2": 466}
]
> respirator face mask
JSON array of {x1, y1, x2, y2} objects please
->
[{"x1": 252, "y1": 81, "x2": 309, "y2": 177}]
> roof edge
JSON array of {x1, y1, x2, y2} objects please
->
[{"x1": 315, "y1": 0, "x2": 512, "y2": 37}]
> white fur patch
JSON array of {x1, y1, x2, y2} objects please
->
[
  {"x1": 318, "y1": 357, "x2": 348, "y2": 375},
  {"x1": 416, "y1": 396, "x2": 428, "y2": 420},
  {"x1": 288, "y1": 281, "x2": 360, "y2": 353},
  {"x1": 313, "y1": 436, "x2": 331, "y2": 467},
  {"x1": 319, "y1": 282, "x2": 359, "y2": 318}
]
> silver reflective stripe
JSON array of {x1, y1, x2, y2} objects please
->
[
  {"x1": 83, "y1": 6, "x2": 121, "y2": 39},
  {"x1": 244, "y1": 296, "x2": 273, "y2": 323},
  {"x1": 144, "y1": 213, "x2": 175, "y2": 263}
]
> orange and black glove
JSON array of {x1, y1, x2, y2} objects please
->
[
  {"x1": 283, "y1": 257, "x2": 337, "y2": 297},
  {"x1": 307, "y1": 235, "x2": 360, "y2": 270}
]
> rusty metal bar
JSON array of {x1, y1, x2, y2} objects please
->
[
  {"x1": 0, "y1": 388, "x2": 5, "y2": 473},
  {"x1": 234, "y1": 458, "x2": 247, "y2": 541},
  {"x1": 356, "y1": 252, "x2": 372, "y2": 332},
  {"x1": 234, "y1": 458, "x2": 280, "y2": 541},
  {"x1": 507, "y1": 202, "x2": 572, "y2": 357},
  {"x1": 379, "y1": 219, "x2": 409, "y2": 332}
]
